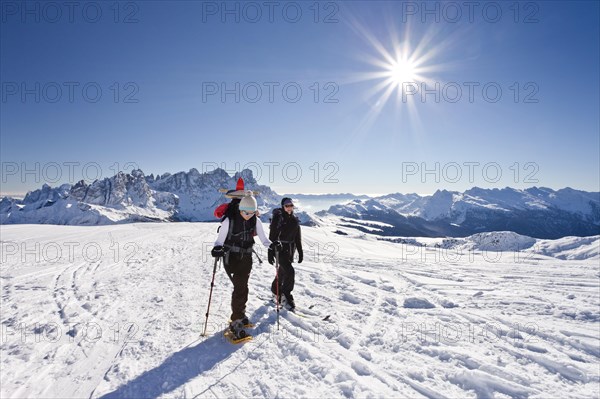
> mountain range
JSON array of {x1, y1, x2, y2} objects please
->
[
  {"x1": 315, "y1": 187, "x2": 600, "y2": 239},
  {"x1": 0, "y1": 168, "x2": 280, "y2": 225},
  {"x1": 1, "y1": 168, "x2": 598, "y2": 239}
]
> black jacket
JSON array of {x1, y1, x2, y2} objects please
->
[
  {"x1": 269, "y1": 208, "x2": 302, "y2": 256},
  {"x1": 224, "y1": 203, "x2": 257, "y2": 250}
]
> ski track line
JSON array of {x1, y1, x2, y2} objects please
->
[
  {"x1": 258, "y1": 260, "x2": 450, "y2": 397},
  {"x1": 53, "y1": 261, "x2": 95, "y2": 326},
  {"x1": 402, "y1": 262, "x2": 600, "y2": 366},
  {"x1": 186, "y1": 296, "x2": 411, "y2": 398},
  {"x1": 5, "y1": 261, "x2": 102, "y2": 397},
  {"x1": 190, "y1": 334, "x2": 272, "y2": 399},
  {"x1": 459, "y1": 310, "x2": 599, "y2": 380},
  {"x1": 89, "y1": 246, "x2": 215, "y2": 398},
  {"x1": 53, "y1": 260, "x2": 139, "y2": 398},
  {"x1": 275, "y1": 309, "x2": 436, "y2": 398},
  {"x1": 184, "y1": 330, "x2": 278, "y2": 398},
  {"x1": 291, "y1": 258, "x2": 465, "y2": 397},
  {"x1": 128, "y1": 248, "x2": 595, "y2": 398},
  {"x1": 331, "y1": 269, "x2": 402, "y2": 354},
  {"x1": 333, "y1": 258, "x2": 538, "y2": 395},
  {"x1": 346, "y1": 276, "x2": 382, "y2": 354},
  {"x1": 356, "y1": 269, "x2": 474, "y2": 398},
  {"x1": 1, "y1": 227, "x2": 187, "y2": 397},
  {"x1": 392, "y1": 261, "x2": 597, "y2": 396},
  {"x1": 88, "y1": 324, "x2": 138, "y2": 399},
  {"x1": 265, "y1": 314, "x2": 391, "y2": 396},
  {"x1": 12, "y1": 239, "x2": 176, "y2": 397}
]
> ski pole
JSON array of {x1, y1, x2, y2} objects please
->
[
  {"x1": 252, "y1": 249, "x2": 263, "y2": 264},
  {"x1": 275, "y1": 250, "x2": 280, "y2": 331},
  {"x1": 201, "y1": 257, "x2": 220, "y2": 337}
]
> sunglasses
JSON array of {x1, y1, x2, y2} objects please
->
[
  {"x1": 284, "y1": 204, "x2": 294, "y2": 208},
  {"x1": 241, "y1": 210, "x2": 257, "y2": 216}
]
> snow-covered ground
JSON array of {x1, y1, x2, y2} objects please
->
[{"x1": 1, "y1": 224, "x2": 599, "y2": 398}]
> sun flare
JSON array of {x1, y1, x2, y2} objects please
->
[
  {"x1": 338, "y1": 12, "x2": 456, "y2": 147},
  {"x1": 388, "y1": 59, "x2": 418, "y2": 86}
]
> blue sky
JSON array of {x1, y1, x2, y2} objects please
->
[{"x1": 1, "y1": 1, "x2": 598, "y2": 196}]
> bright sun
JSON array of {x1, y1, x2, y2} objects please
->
[
  {"x1": 388, "y1": 59, "x2": 417, "y2": 86},
  {"x1": 341, "y1": 10, "x2": 451, "y2": 129}
]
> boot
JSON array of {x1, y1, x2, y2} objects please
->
[
  {"x1": 284, "y1": 293, "x2": 295, "y2": 311},
  {"x1": 229, "y1": 319, "x2": 248, "y2": 340}
]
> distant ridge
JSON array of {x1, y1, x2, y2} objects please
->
[{"x1": 2, "y1": 170, "x2": 598, "y2": 238}]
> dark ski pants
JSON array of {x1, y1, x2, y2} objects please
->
[
  {"x1": 224, "y1": 253, "x2": 252, "y2": 322},
  {"x1": 271, "y1": 253, "x2": 295, "y2": 299}
]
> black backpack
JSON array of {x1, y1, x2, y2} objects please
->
[
  {"x1": 216, "y1": 198, "x2": 241, "y2": 234},
  {"x1": 221, "y1": 198, "x2": 240, "y2": 222}
]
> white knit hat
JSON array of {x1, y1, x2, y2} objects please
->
[{"x1": 239, "y1": 194, "x2": 257, "y2": 212}]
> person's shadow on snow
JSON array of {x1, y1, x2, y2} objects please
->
[{"x1": 98, "y1": 305, "x2": 274, "y2": 399}]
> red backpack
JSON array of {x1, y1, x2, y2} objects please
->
[{"x1": 214, "y1": 203, "x2": 230, "y2": 219}]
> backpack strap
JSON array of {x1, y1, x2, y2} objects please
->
[
  {"x1": 226, "y1": 215, "x2": 235, "y2": 243},
  {"x1": 224, "y1": 214, "x2": 254, "y2": 254}
]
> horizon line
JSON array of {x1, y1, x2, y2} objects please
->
[{"x1": 3, "y1": 185, "x2": 599, "y2": 201}]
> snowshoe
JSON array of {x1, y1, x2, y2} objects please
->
[
  {"x1": 224, "y1": 330, "x2": 252, "y2": 344},
  {"x1": 225, "y1": 319, "x2": 252, "y2": 344},
  {"x1": 241, "y1": 316, "x2": 255, "y2": 328}
]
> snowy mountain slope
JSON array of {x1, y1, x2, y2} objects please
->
[
  {"x1": 0, "y1": 168, "x2": 282, "y2": 225},
  {"x1": 453, "y1": 232, "x2": 599, "y2": 260},
  {"x1": 147, "y1": 168, "x2": 280, "y2": 221},
  {"x1": 376, "y1": 187, "x2": 600, "y2": 223},
  {"x1": 315, "y1": 201, "x2": 462, "y2": 238},
  {"x1": 527, "y1": 235, "x2": 600, "y2": 260},
  {"x1": 281, "y1": 193, "x2": 371, "y2": 212},
  {"x1": 320, "y1": 220, "x2": 600, "y2": 261},
  {"x1": 1, "y1": 224, "x2": 599, "y2": 398},
  {"x1": 319, "y1": 187, "x2": 600, "y2": 239}
]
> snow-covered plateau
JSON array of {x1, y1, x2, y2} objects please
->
[{"x1": 1, "y1": 224, "x2": 599, "y2": 398}]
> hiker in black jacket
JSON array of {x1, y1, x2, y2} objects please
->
[
  {"x1": 212, "y1": 194, "x2": 273, "y2": 340},
  {"x1": 269, "y1": 197, "x2": 303, "y2": 310}
]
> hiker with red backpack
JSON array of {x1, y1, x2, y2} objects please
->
[
  {"x1": 269, "y1": 197, "x2": 303, "y2": 311},
  {"x1": 211, "y1": 192, "x2": 278, "y2": 341}
]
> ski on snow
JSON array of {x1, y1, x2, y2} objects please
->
[{"x1": 259, "y1": 296, "x2": 331, "y2": 321}]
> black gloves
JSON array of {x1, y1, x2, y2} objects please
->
[
  {"x1": 211, "y1": 245, "x2": 225, "y2": 258},
  {"x1": 268, "y1": 248, "x2": 275, "y2": 265},
  {"x1": 268, "y1": 244, "x2": 303, "y2": 264}
]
